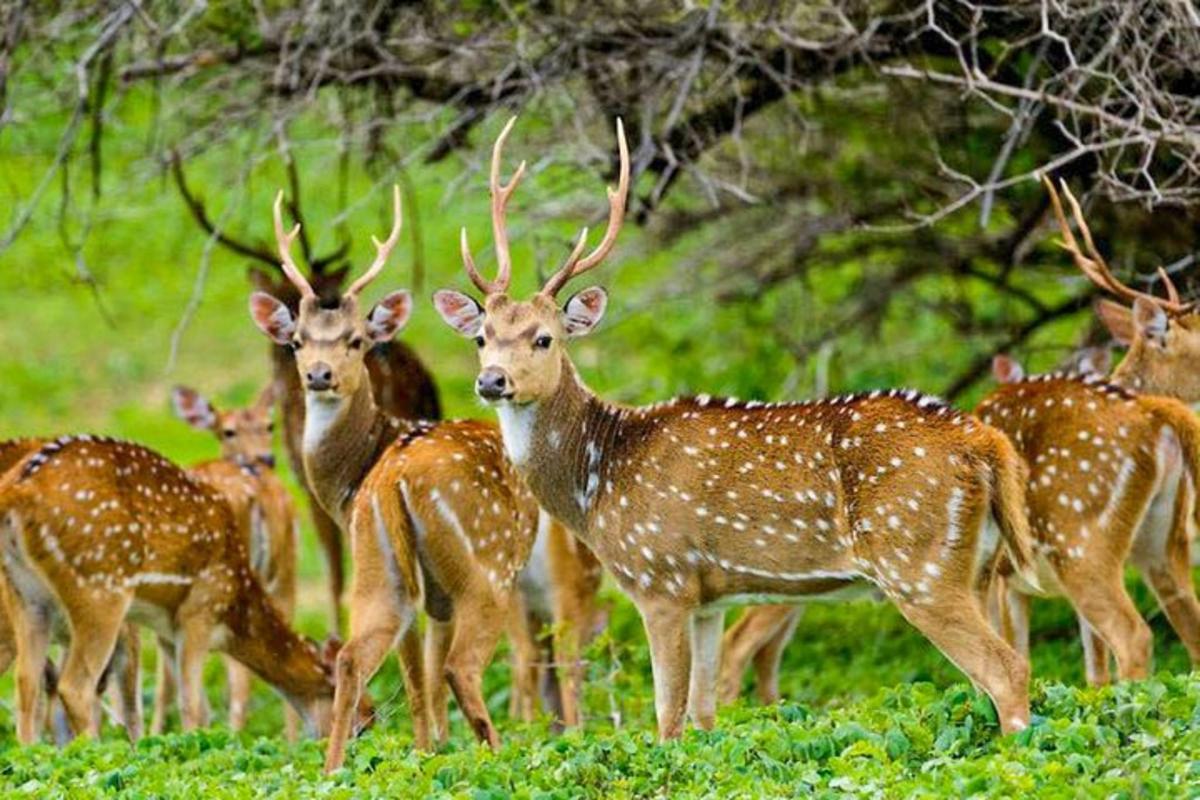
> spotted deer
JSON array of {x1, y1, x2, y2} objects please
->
[
  {"x1": 0, "y1": 436, "x2": 351, "y2": 744},
  {"x1": 170, "y1": 382, "x2": 300, "y2": 737},
  {"x1": 172, "y1": 155, "x2": 442, "y2": 633},
  {"x1": 248, "y1": 186, "x2": 572, "y2": 772},
  {"x1": 974, "y1": 179, "x2": 1200, "y2": 684},
  {"x1": 433, "y1": 117, "x2": 1039, "y2": 738},
  {"x1": 0, "y1": 438, "x2": 145, "y2": 743}
]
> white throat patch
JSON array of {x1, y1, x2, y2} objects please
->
[
  {"x1": 495, "y1": 403, "x2": 539, "y2": 466},
  {"x1": 303, "y1": 394, "x2": 345, "y2": 453}
]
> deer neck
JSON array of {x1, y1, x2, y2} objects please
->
[
  {"x1": 1110, "y1": 346, "x2": 1200, "y2": 404},
  {"x1": 218, "y1": 573, "x2": 331, "y2": 708},
  {"x1": 499, "y1": 358, "x2": 622, "y2": 535},
  {"x1": 301, "y1": 379, "x2": 389, "y2": 525}
]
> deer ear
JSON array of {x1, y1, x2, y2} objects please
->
[
  {"x1": 1075, "y1": 346, "x2": 1112, "y2": 376},
  {"x1": 365, "y1": 291, "x2": 412, "y2": 342},
  {"x1": 1132, "y1": 297, "x2": 1169, "y2": 345},
  {"x1": 432, "y1": 290, "x2": 485, "y2": 337},
  {"x1": 172, "y1": 386, "x2": 217, "y2": 431},
  {"x1": 249, "y1": 292, "x2": 296, "y2": 345},
  {"x1": 561, "y1": 286, "x2": 608, "y2": 338},
  {"x1": 991, "y1": 355, "x2": 1024, "y2": 384},
  {"x1": 1094, "y1": 299, "x2": 1135, "y2": 346}
]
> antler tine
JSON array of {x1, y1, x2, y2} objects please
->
[
  {"x1": 272, "y1": 190, "x2": 316, "y2": 300},
  {"x1": 1043, "y1": 176, "x2": 1190, "y2": 313},
  {"x1": 542, "y1": 117, "x2": 630, "y2": 298},
  {"x1": 458, "y1": 116, "x2": 525, "y2": 295},
  {"x1": 490, "y1": 116, "x2": 526, "y2": 294},
  {"x1": 1157, "y1": 266, "x2": 1182, "y2": 305},
  {"x1": 346, "y1": 184, "x2": 403, "y2": 297}
]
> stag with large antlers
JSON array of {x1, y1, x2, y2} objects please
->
[
  {"x1": 0, "y1": 436, "x2": 354, "y2": 743},
  {"x1": 435, "y1": 117, "x2": 1039, "y2": 738},
  {"x1": 971, "y1": 181, "x2": 1200, "y2": 684},
  {"x1": 248, "y1": 185, "x2": 592, "y2": 771},
  {"x1": 172, "y1": 156, "x2": 440, "y2": 632}
]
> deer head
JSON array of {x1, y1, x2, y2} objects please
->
[
  {"x1": 172, "y1": 382, "x2": 280, "y2": 468},
  {"x1": 1045, "y1": 177, "x2": 1200, "y2": 399},
  {"x1": 433, "y1": 117, "x2": 628, "y2": 407},
  {"x1": 248, "y1": 186, "x2": 412, "y2": 404}
]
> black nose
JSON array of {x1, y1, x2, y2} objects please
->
[
  {"x1": 306, "y1": 363, "x2": 334, "y2": 391},
  {"x1": 259, "y1": 454, "x2": 276, "y2": 469},
  {"x1": 476, "y1": 368, "x2": 510, "y2": 400}
]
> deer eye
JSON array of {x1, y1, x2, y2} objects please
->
[
  {"x1": 267, "y1": 422, "x2": 275, "y2": 433},
  {"x1": 348, "y1": 337, "x2": 364, "y2": 351},
  {"x1": 474, "y1": 335, "x2": 485, "y2": 348},
  {"x1": 534, "y1": 335, "x2": 553, "y2": 350},
  {"x1": 222, "y1": 429, "x2": 236, "y2": 440},
  {"x1": 289, "y1": 338, "x2": 302, "y2": 352}
]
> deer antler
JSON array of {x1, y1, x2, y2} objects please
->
[
  {"x1": 346, "y1": 185, "x2": 403, "y2": 297},
  {"x1": 461, "y1": 116, "x2": 526, "y2": 295},
  {"x1": 272, "y1": 190, "x2": 316, "y2": 300},
  {"x1": 1043, "y1": 176, "x2": 1190, "y2": 313},
  {"x1": 541, "y1": 118, "x2": 630, "y2": 298}
]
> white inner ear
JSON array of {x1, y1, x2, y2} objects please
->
[
  {"x1": 1136, "y1": 302, "x2": 1168, "y2": 341},
  {"x1": 434, "y1": 291, "x2": 484, "y2": 337},
  {"x1": 562, "y1": 289, "x2": 607, "y2": 337},
  {"x1": 270, "y1": 305, "x2": 297, "y2": 339}
]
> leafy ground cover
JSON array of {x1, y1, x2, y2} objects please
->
[{"x1": 1, "y1": 587, "x2": 1197, "y2": 798}]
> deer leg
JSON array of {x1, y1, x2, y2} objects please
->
[
  {"x1": 109, "y1": 624, "x2": 142, "y2": 741},
  {"x1": 324, "y1": 595, "x2": 406, "y2": 773},
  {"x1": 225, "y1": 657, "x2": 253, "y2": 731},
  {"x1": 151, "y1": 635, "x2": 177, "y2": 735},
  {"x1": 1132, "y1": 480, "x2": 1200, "y2": 664},
  {"x1": 443, "y1": 593, "x2": 505, "y2": 749},
  {"x1": 718, "y1": 605, "x2": 797, "y2": 706},
  {"x1": 687, "y1": 608, "x2": 724, "y2": 730},
  {"x1": 308, "y1": 500, "x2": 345, "y2": 635},
  {"x1": 57, "y1": 592, "x2": 132, "y2": 739},
  {"x1": 1079, "y1": 616, "x2": 1112, "y2": 685},
  {"x1": 425, "y1": 619, "x2": 453, "y2": 744},
  {"x1": 175, "y1": 609, "x2": 219, "y2": 731},
  {"x1": 750, "y1": 607, "x2": 802, "y2": 706},
  {"x1": 505, "y1": 592, "x2": 540, "y2": 723},
  {"x1": 396, "y1": 622, "x2": 431, "y2": 750},
  {"x1": 7, "y1": 601, "x2": 51, "y2": 744},
  {"x1": 1000, "y1": 585, "x2": 1031, "y2": 660},
  {"x1": 897, "y1": 593, "x2": 1031, "y2": 733},
  {"x1": 1057, "y1": 564, "x2": 1152, "y2": 681},
  {"x1": 635, "y1": 596, "x2": 692, "y2": 741}
]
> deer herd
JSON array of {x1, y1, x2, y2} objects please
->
[{"x1": 1, "y1": 119, "x2": 1199, "y2": 769}]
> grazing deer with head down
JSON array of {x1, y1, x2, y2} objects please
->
[
  {"x1": 170, "y1": 382, "x2": 300, "y2": 736},
  {"x1": 434, "y1": 117, "x2": 1038, "y2": 738},
  {"x1": 0, "y1": 438, "x2": 143, "y2": 742},
  {"x1": 0, "y1": 436, "x2": 351, "y2": 743},
  {"x1": 248, "y1": 186, "x2": 562, "y2": 772},
  {"x1": 172, "y1": 156, "x2": 441, "y2": 633},
  {"x1": 975, "y1": 179, "x2": 1200, "y2": 685}
]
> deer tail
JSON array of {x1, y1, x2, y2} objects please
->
[{"x1": 984, "y1": 427, "x2": 1040, "y2": 592}]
